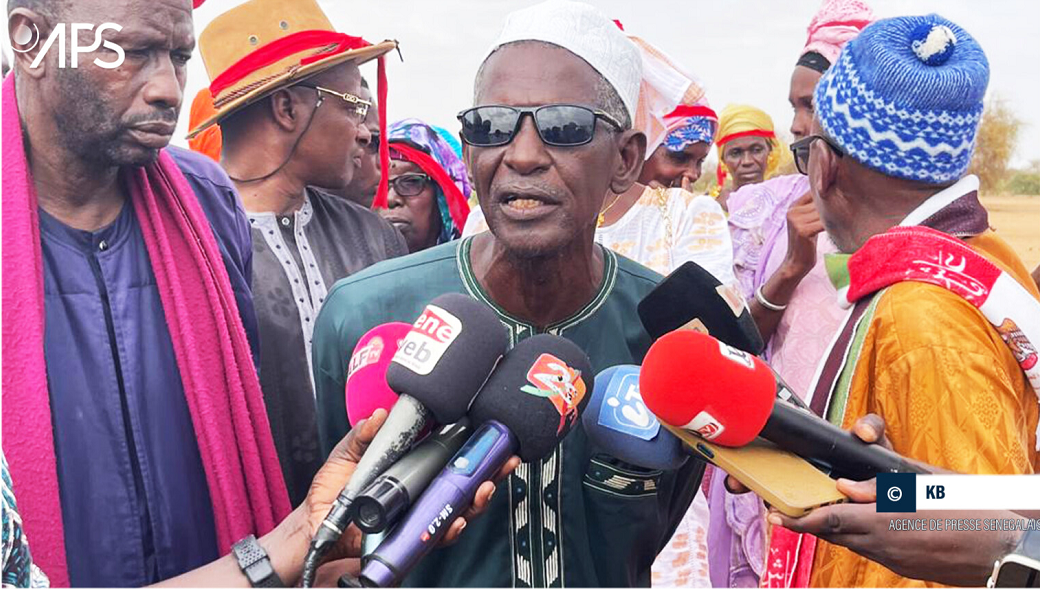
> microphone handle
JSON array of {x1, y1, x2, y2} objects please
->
[
  {"x1": 775, "y1": 381, "x2": 811, "y2": 411},
  {"x1": 761, "y1": 401, "x2": 928, "y2": 480},
  {"x1": 318, "y1": 394, "x2": 432, "y2": 540},
  {"x1": 360, "y1": 420, "x2": 517, "y2": 587},
  {"x1": 354, "y1": 419, "x2": 473, "y2": 533}
]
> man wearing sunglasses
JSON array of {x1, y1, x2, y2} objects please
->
[
  {"x1": 198, "y1": 0, "x2": 407, "y2": 508},
  {"x1": 313, "y1": 1, "x2": 706, "y2": 586}
]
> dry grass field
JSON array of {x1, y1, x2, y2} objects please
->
[{"x1": 981, "y1": 195, "x2": 1040, "y2": 269}]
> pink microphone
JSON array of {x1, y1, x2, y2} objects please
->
[{"x1": 346, "y1": 322, "x2": 412, "y2": 427}]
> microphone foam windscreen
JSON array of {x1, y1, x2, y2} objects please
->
[
  {"x1": 469, "y1": 334, "x2": 593, "y2": 462},
  {"x1": 345, "y1": 322, "x2": 412, "y2": 427},
  {"x1": 638, "y1": 261, "x2": 765, "y2": 354},
  {"x1": 582, "y1": 365, "x2": 687, "y2": 470},
  {"x1": 387, "y1": 293, "x2": 508, "y2": 423},
  {"x1": 639, "y1": 330, "x2": 775, "y2": 446}
]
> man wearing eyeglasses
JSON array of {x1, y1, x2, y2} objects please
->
[
  {"x1": 313, "y1": 1, "x2": 705, "y2": 586},
  {"x1": 769, "y1": 14, "x2": 1040, "y2": 587},
  {"x1": 332, "y1": 78, "x2": 383, "y2": 208},
  {"x1": 193, "y1": 0, "x2": 407, "y2": 507}
]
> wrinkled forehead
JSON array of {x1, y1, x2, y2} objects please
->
[
  {"x1": 475, "y1": 42, "x2": 603, "y2": 108},
  {"x1": 64, "y1": 0, "x2": 194, "y2": 46}
]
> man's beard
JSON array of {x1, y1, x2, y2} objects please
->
[{"x1": 51, "y1": 68, "x2": 177, "y2": 168}]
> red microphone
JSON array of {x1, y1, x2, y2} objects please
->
[
  {"x1": 639, "y1": 330, "x2": 925, "y2": 480},
  {"x1": 345, "y1": 322, "x2": 411, "y2": 427}
]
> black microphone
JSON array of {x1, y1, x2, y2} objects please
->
[
  {"x1": 358, "y1": 334, "x2": 594, "y2": 587},
  {"x1": 762, "y1": 394, "x2": 926, "y2": 481},
  {"x1": 302, "y1": 293, "x2": 508, "y2": 586},
  {"x1": 637, "y1": 260, "x2": 764, "y2": 354},
  {"x1": 353, "y1": 419, "x2": 473, "y2": 534}
]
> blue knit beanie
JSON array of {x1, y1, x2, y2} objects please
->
[{"x1": 813, "y1": 14, "x2": 989, "y2": 184}]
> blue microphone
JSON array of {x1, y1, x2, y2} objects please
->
[{"x1": 581, "y1": 365, "x2": 688, "y2": 470}]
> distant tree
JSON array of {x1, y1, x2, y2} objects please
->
[
  {"x1": 1007, "y1": 159, "x2": 1040, "y2": 196},
  {"x1": 968, "y1": 97, "x2": 1022, "y2": 194}
]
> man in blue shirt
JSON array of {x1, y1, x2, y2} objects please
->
[{"x1": 2, "y1": 0, "x2": 287, "y2": 585}]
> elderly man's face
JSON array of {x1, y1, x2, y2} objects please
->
[
  {"x1": 469, "y1": 43, "x2": 623, "y2": 258},
  {"x1": 806, "y1": 117, "x2": 854, "y2": 251},
  {"x1": 39, "y1": 0, "x2": 194, "y2": 167}
]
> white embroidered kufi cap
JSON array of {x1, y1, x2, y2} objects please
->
[{"x1": 485, "y1": 0, "x2": 642, "y2": 125}]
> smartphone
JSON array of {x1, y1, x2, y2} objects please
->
[
  {"x1": 990, "y1": 554, "x2": 1040, "y2": 587},
  {"x1": 990, "y1": 529, "x2": 1040, "y2": 587},
  {"x1": 664, "y1": 424, "x2": 848, "y2": 517}
]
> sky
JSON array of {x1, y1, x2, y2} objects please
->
[{"x1": 4, "y1": 1, "x2": 1039, "y2": 166}]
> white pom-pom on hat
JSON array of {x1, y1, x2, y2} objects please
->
[{"x1": 911, "y1": 23, "x2": 957, "y2": 65}]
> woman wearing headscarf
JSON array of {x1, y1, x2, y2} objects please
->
[
  {"x1": 383, "y1": 119, "x2": 471, "y2": 253},
  {"x1": 711, "y1": 104, "x2": 786, "y2": 210},
  {"x1": 710, "y1": 1, "x2": 874, "y2": 587}
]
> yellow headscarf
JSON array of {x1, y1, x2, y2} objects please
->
[{"x1": 713, "y1": 104, "x2": 785, "y2": 191}]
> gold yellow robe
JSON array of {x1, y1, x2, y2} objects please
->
[{"x1": 809, "y1": 230, "x2": 1040, "y2": 588}]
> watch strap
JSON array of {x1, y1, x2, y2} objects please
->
[{"x1": 232, "y1": 534, "x2": 284, "y2": 588}]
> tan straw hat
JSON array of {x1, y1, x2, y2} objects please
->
[{"x1": 189, "y1": 0, "x2": 396, "y2": 138}]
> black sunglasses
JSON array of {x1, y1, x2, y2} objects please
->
[
  {"x1": 456, "y1": 104, "x2": 623, "y2": 147},
  {"x1": 389, "y1": 173, "x2": 433, "y2": 197},
  {"x1": 791, "y1": 134, "x2": 844, "y2": 175}
]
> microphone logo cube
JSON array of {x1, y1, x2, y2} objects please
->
[
  {"x1": 717, "y1": 340, "x2": 755, "y2": 370},
  {"x1": 393, "y1": 305, "x2": 462, "y2": 375},
  {"x1": 684, "y1": 410, "x2": 726, "y2": 440},
  {"x1": 716, "y1": 283, "x2": 747, "y2": 317},
  {"x1": 598, "y1": 371, "x2": 661, "y2": 440},
  {"x1": 877, "y1": 472, "x2": 916, "y2": 513},
  {"x1": 520, "y1": 353, "x2": 587, "y2": 434}
]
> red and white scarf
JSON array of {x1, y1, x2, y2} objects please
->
[{"x1": 836, "y1": 225, "x2": 1040, "y2": 435}]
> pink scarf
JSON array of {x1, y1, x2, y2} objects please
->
[
  {"x1": 802, "y1": 0, "x2": 874, "y2": 64},
  {"x1": 1, "y1": 75, "x2": 290, "y2": 586}
]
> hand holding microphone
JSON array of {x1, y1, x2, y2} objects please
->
[
  {"x1": 303, "y1": 294, "x2": 508, "y2": 586},
  {"x1": 358, "y1": 334, "x2": 592, "y2": 587},
  {"x1": 345, "y1": 323, "x2": 476, "y2": 535}
]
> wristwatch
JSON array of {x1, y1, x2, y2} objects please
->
[
  {"x1": 232, "y1": 534, "x2": 285, "y2": 588},
  {"x1": 988, "y1": 528, "x2": 1040, "y2": 587}
]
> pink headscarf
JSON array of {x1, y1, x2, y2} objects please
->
[{"x1": 801, "y1": 0, "x2": 874, "y2": 65}]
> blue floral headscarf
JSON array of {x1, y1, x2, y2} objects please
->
[{"x1": 387, "y1": 119, "x2": 472, "y2": 244}]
